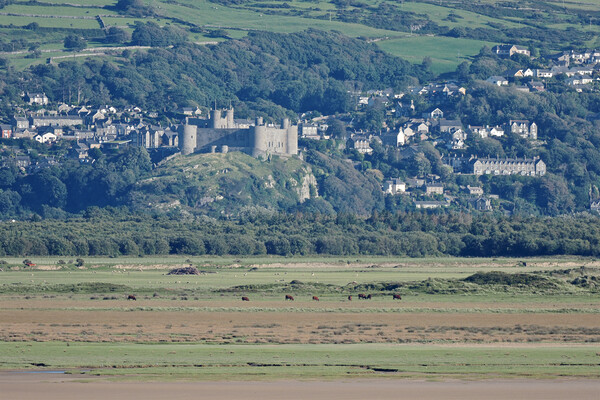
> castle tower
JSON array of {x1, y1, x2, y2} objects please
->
[
  {"x1": 179, "y1": 123, "x2": 197, "y2": 155},
  {"x1": 210, "y1": 109, "x2": 222, "y2": 129},
  {"x1": 226, "y1": 108, "x2": 234, "y2": 128},
  {"x1": 252, "y1": 125, "x2": 268, "y2": 158},
  {"x1": 286, "y1": 124, "x2": 298, "y2": 155}
]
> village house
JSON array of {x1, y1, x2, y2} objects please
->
[
  {"x1": 486, "y1": 76, "x2": 509, "y2": 86},
  {"x1": 566, "y1": 76, "x2": 594, "y2": 86},
  {"x1": 414, "y1": 200, "x2": 449, "y2": 209},
  {"x1": 535, "y1": 69, "x2": 553, "y2": 79},
  {"x1": 505, "y1": 68, "x2": 534, "y2": 78},
  {"x1": 177, "y1": 107, "x2": 202, "y2": 116},
  {"x1": 350, "y1": 135, "x2": 373, "y2": 154},
  {"x1": 25, "y1": 92, "x2": 49, "y2": 106},
  {"x1": 383, "y1": 178, "x2": 406, "y2": 195},
  {"x1": 437, "y1": 119, "x2": 463, "y2": 133},
  {"x1": 405, "y1": 177, "x2": 425, "y2": 188},
  {"x1": 528, "y1": 81, "x2": 545, "y2": 92},
  {"x1": 34, "y1": 132, "x2": 57, "y2": 144},
  {"x1": 447, "y1": 128, "x2": 467, "y2": 150},
  {"x1": 467, "y1": 185, "x2": 484, "y2": 196},
  {"x1": 0, "y1": 124, "x2": 12, "y2": 138},
  {"x1": 508, "y1": 120, "x2": 537, "y2": 140},
  {"x1": 7, "y1": 155, "x2": 32, "y2": 168},
  {"x1": 492, "y1": 44, "x2": 531, "y2": 58},
  {"x1": 13, "y1": 116, "x2": 29, "y2": 130},
  {"x1": 299, "y1": 123, "x2": 319, "y2": 139},
  {"x1": 70, "y1": 142, "x2": 90, "y2": 160},
  {"x1": 425, "y1": 183, "x2": 444, "y2": 195},
  {"x1": 422, "y1": 108, "x2": 444, "y2": 120},
  {"x1": 470, "y1": 196, "x2": 492, "y2": 211}
]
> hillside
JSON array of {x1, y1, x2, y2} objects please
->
[
  {"x1": 129, "y1": 150, "x2": 384, "y2": 216},
  {"x1": 2, "y1": 0, "x2": 600, "y2": 73},
  {"x1": 130, "y1": 152, "x2": 318, "y2": 215}
]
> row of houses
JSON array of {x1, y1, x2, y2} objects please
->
[
  {"x1": 383, "y1": 178, "x2": 492, "y2": 211},
  {"x1": 442, "y1": 154, "x2": 546, "y2": 176}
]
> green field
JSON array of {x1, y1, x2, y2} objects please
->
[
  {"x1": 378, "y1": 36, "x2": 496, "y2": 74},
  {"x1": 2, "y1": 342, "x2": 598, "y2": 380},
  {"x1": 0, "y1": 15, "x2": 99, "y2": 29},
  {"x1": 2, "y1": 4, "x2": 118, "y2": 17},
  {"x1": 1, "y1": 257, "x2": 599, "y2": 381},
  {"x1": 3, "y1": 0, "x2": 600, "y2": 71}
]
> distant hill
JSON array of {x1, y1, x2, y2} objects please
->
[{"x1": 2, "y1": 0, "x2": 598, "y2": 73}]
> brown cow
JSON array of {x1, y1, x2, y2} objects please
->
[
  {"x1": 312, "y1": 296, "x2": 319, "y2": 301},
  {"x1": 358, "y1": 293, "x2": 366, "y2": 299},
  {"x1": 241, "y1": 296, "x2": 250, "y2": 301},
  {"x1": 285, "y1": 294, "x2": 294, "y2": 301},
  {"x1": 366, "y1": 294, "x2": 372, "y2": 299},
  {"x1": 127, "y1": 294, "x2": 136, "y2": 301},
  {"x1": 347, "y1": 295, "x2": 352, "y2": 301},
  {"x1": 393, "y1": 294, "x2": 402, "y2": 300}
]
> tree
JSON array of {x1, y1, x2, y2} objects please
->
[
  {"x1": 105, "y1": 27, "x2": 130, "y2": 44},
  {"x1": 115, "y1": 0, "x2": 154, "y2": 16},
  {"x1": 75, "y1": 258, "x2": 85, "y2": 267},
  {"x1": 326, "y1": 118, "x2": 347, "y2": 139},
  {"x1": 64, "y1": 35, "x2": 86, "y2": 51}
]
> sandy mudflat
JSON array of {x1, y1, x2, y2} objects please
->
[{"x1": 1, "y1": 373, "x2": 599, "y2": 400}]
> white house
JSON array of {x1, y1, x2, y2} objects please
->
[
  {"x1": 34, "y1": 132, "x2": 57, "y2": 144},
  {"x1": 486, "y1": 76, "x2": 509, "y2": 86},
  {"x1": 384, "y1": 178, "x2": 406, "y2": 195}
]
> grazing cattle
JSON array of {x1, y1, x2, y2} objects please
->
[
  {"x1": 366, "y1": 294, "x2": 372, "y2": 299},
  {"x1": 127, "y1": 294, "x2": 136, "y2": 301},
  {"x1": 358, "y1": 293, "x2": 366, "y2": 299},
  {"x1": 393, "y1": 294, "x2": 402, "y2": 300},
  {"x1": 312, "y1": 296, "x2": 319, "y2": 301},
  {"x1": 242, "y1": 296, "x2": 250, "y2": 301},
  {"x1": 347, "y1": 295, "x2": 352, "y2": 301},
  {"x1": 285, "y1": 294, "x2": 294, "y2": 301}
]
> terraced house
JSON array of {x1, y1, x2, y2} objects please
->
[{"x1": 471, "y1": 157, "x2": 546, "y2": 176}]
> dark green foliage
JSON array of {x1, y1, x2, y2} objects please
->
[
  {"x1": 16, "y1": 30, "x2": 423, "y2": 114},
  {"x1": 114, "y1": 0, "x2": 154, "y2": 17},
  {"x1": 63, "y1": 34, "x2": 86, "y2": 51},
  {"x1": 0, "y1": 211, "x2": 599, "y2": 257},
  {"x1": 464, "y1": 271, "x2": 555, "y2": 287},
  {"x1": 104, "y1": 27, "x2": 130, "y2": 44},
  {"x1": 131, "y1": 22, "x2": 187, "y2": 47},
  {"x1": 307, "y1": 150, "x2": 384, "y2": 215}
]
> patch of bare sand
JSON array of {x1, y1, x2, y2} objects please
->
[{"x1": 1, "y1": 373, "x2": 599, "y2": 400}]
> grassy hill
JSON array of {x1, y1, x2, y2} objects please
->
[
  {"x1": 2, "y1": 0, "x2": 600, "y2": 74},
  {"x1": 128, "y1": 150, "x2": 385, "y2": 217},
  {"x1": 130, "y1": 152, "x2": 319, "y2": 216}
]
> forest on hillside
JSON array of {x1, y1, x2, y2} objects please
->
[{"x1": 0, "y1": 29, "x2": 428, "y2": 120}]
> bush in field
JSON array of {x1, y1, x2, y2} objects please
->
[{"x1": 64, "y1": 35, "x2": 86, "y2": 51}]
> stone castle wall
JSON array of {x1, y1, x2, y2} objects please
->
[{"x1": 179, "y1": 108, "x2": 297, "y2": 158}]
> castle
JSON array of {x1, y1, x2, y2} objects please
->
[{"x1": 179, "y1": 108, "x2": 298, "y2": 158}]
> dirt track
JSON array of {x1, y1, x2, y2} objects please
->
[{"x1": 1, "y1": 373, "x2": 599, "y2": 400}]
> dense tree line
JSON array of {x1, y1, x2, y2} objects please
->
[{"x1": 2, "y1": 210, "x2": 600, "y2": 257}]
